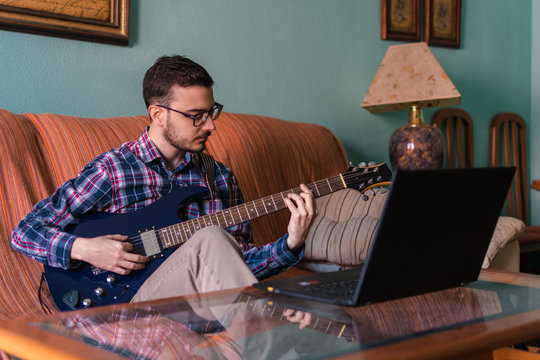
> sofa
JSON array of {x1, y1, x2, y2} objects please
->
[{"x1": 0, "y1": 108, "x2": 524, "y2": 325}]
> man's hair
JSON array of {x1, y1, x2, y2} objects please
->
[{"x1": 143, "y1": 55, "x2": 214, "y2": 108}]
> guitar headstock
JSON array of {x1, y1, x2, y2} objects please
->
[{"x1": 343, "y1": 163, "x2": 392, "y2": 193}]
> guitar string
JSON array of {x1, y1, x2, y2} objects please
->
[{"x1": 124, "y1": 168, "x2": 387, "y2": 252}]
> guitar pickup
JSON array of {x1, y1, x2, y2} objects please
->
[{"x1": 139, "y1": 227, "x2": 164, "y2": 260}]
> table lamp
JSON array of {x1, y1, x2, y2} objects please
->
[{"x1": 362, "y1": 42, "x2": 461, "y2": 170}]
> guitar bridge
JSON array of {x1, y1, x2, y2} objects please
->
[{"x1": 139, "y1": 227, "x2": 164, "y2": 260}]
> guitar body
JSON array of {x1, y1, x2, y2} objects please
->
[{"x1": 44, "y1": 186, "x2": 209, "y2": 311}]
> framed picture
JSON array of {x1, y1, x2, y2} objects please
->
[
  {"x1": 381, "y1": 0, "x2": 421, "y2": 42},
  {"x1": 424, "y1": 0, "x2": 461, "y2": 48},
  {"x1": 0, "y1": 0, "x2": 129, "y2": 45}
]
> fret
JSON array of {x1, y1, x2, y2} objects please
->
[
  {"x1": 164, "y1": 228, "x2": 172, "y2": 247},
  {"x1": 313, "y1": 182, "x2": 321, "y2": 197},
  {"x1": 181, "y1": 223, "x2": 190, "y2": 243},
  {"x1": 261, "y1": 198, "x2": 268, "y2": 214},
  {"x1": 159, "y1": 229, "x2": 168, "y2": 248},
  {"x1": 325, "y1": 178, "x2": 332, "y2": 192},
  {"x1": 194, "y1": 217, "x2": 202, "y2": 232},
  {"x1": 168, "y1": 227, "x2": 177, "y2": 245},
  {"x1": 213, "y1": 212, "x2": 222, "y2": 226},
  {"x1": 338, "y1": 324, "x2": 346, "y2": 338},
  {"x1": 242, "y1": 296, "x2": 251, "y2": 310},
  {"x1": 158, "y1": 229, "x2": 167, "y2": 248},
  {"x1": 325, "y1": 321, "x2": 332, "y2": 333},
  {"x1": 235, "y1": 206, "x2": 244, "y2": 222},
  {"x1": 203, "y1": 214, "x2": 213, "y2": 227},
  {"x1": 223, "y1": 209, "x2": 234, "y2": 227},
  {"x1": 171, "y1": 225, "x2": 184, "y2": 245},
  {"x1": 244, "y1": 203, "x2": 254, "y2": 220},
  {"x1": 219, "y1": 210, "x2": 228, "y2": 227},
  {"x1": 168, "y1": 227, "x2": 176, "y2": 246},
  {"x1": 270, "y1": 195, "x2": 277, "y2": 210},
  {"x1": 187, "y1": 220, "x2": 197, "y2": 237}
]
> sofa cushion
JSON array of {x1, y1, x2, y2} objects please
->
[
  {"x1": 303, "y1": 188, "x2": 388, "y2": 266},
  {"x1": 482, "y1": 216, "x2": 525, "y2": 268}
]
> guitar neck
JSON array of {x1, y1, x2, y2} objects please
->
[
  {"x1": 158, "y1": 174, "x2": 346, "y2": 249},
  {"x1": 238, "y1": 294, "x2": 352, "y2": 340},
  {"x1": 156, "y1": 163, "x2": 391, "y2": 250}
]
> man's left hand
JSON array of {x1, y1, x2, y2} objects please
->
[{"x1": 284, "y1": 183, "x2": 316, "y2": 251}]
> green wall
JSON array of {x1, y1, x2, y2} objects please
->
[
  {"x1": 0, "y1": 0, "x2": 537, "y2": 218},
  {"x1": 532, "y1": 0, "x2": 540, "y2": 226}
]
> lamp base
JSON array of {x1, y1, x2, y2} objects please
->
[{"x1": 389, "y1": 106, "x2": 444, "y2": 170}]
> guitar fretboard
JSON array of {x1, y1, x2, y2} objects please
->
[
  {"x1": 237, "y1": 293, "x2": 353, "y2": 340},
  {"x1": 158, "y1": 175, "x2": 346, "y2": 249}
]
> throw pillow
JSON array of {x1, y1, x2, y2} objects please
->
[
  {"x1": 302, "y1": 188, "x2": 388, "y2": 267},
  {"x1": 482, "y1": 216, "x2": 525, "y2": 268}
]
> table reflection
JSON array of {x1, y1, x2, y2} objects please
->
[{"x1": 33, "y1": 285, "x2": 504, "y2": 359}]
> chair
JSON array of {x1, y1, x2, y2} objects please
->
[
  {"x1": 432, "y1": 108, "x2": 474, "y2": 168},
  {"x1": 490, "y1": 112, "x2": 540, "y2": 270}
]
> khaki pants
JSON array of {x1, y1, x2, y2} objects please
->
[{"x1": 131, "y1": 226, "x2": 257, "y2": 303}]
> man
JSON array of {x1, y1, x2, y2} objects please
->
[{"x1": 10, "y1": 55, "x2": 316, "y2": 308}]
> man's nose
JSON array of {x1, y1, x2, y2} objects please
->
[{"x1": 201, "y1": 116, "x2": 216, "y2": 131}]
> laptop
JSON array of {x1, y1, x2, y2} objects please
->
[{"x1": 254, "y1": 167, "x2": 515, "y2": 306}]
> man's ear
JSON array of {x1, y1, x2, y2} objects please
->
[{"x1": 148, "y1": 104, "x2": 165, "y2": 126}]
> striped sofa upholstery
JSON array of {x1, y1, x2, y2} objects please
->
[{"x1": 0, "y1": 108, "x2": 349, "y2": 322}]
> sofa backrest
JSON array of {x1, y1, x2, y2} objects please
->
[{"x1": 0, "y1": 108, "x2": 348, "y2": 319}]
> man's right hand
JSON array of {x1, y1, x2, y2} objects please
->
[{"x1": 70, "y1": 235, "x2": 149, "y2": 275}]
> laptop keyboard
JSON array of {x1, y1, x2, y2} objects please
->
[{"x1": 305, "y1": 279, "x2": 357, "y2": 298}]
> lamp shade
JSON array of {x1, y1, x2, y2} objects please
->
[
  {"x1": 362, "y1": 42, "x2": 461, "y2": 113},
  {"x1": 362, "y1": 42, "x2": 461, "y2": 170}
]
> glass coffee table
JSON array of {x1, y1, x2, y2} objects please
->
[{"x1": 2, "y1": 269, "x2": 540, "y2": 359}]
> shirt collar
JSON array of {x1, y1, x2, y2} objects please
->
[{"x1": 136, "y1": 128, "x2": 194, "y2": 170}]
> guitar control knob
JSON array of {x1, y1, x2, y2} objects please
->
[
  {"x1": 82, "y1": 298, "x2": 93, "y2": 308},
  {"x1": 94, "y1": 287, "x2": 104, "y2": 297},
  {"x1": 106, "y1": 274, "x2": 117, "y2": 285}
]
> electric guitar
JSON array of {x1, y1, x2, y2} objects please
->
[{"x1": 44, "y1": 163, "x2": 392, "y2": 311}]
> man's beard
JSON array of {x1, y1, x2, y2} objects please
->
[{"x1": 163, "y1": 118, "x2": 210, "y2": 154}]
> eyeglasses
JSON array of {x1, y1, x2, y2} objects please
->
[{"x1": 156, "y1": 103, "x2": 223, "y2": 127}]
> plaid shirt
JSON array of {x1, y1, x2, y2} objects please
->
[{"x1": 11, "y1": 129, "x2": 302, "y2": 280}]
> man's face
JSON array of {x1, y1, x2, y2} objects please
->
[{"x1": 162, "y1": 84, "x2": 216, "y2": 153}]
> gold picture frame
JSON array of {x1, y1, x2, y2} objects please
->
[
  {"x1": 0, "y1": 0, "x2": 129, "y2": 45},
  {"x1": 424, "y1": 0, "x2": 461, "y2": 48},
  {"x1": 381, "y1": 0, "x2": 421, "y2": 42}
]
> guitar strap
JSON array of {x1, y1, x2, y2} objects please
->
[{"x1": 193, "y1": 152, "x2": 216, "y2": 200}]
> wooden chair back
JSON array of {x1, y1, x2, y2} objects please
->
[
  {"x1": 490, "y1": 112, "x2": 528, "y2": 224},
  {"x1": 431, "y1": 108, "x2": 474, "y2": 168}
]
